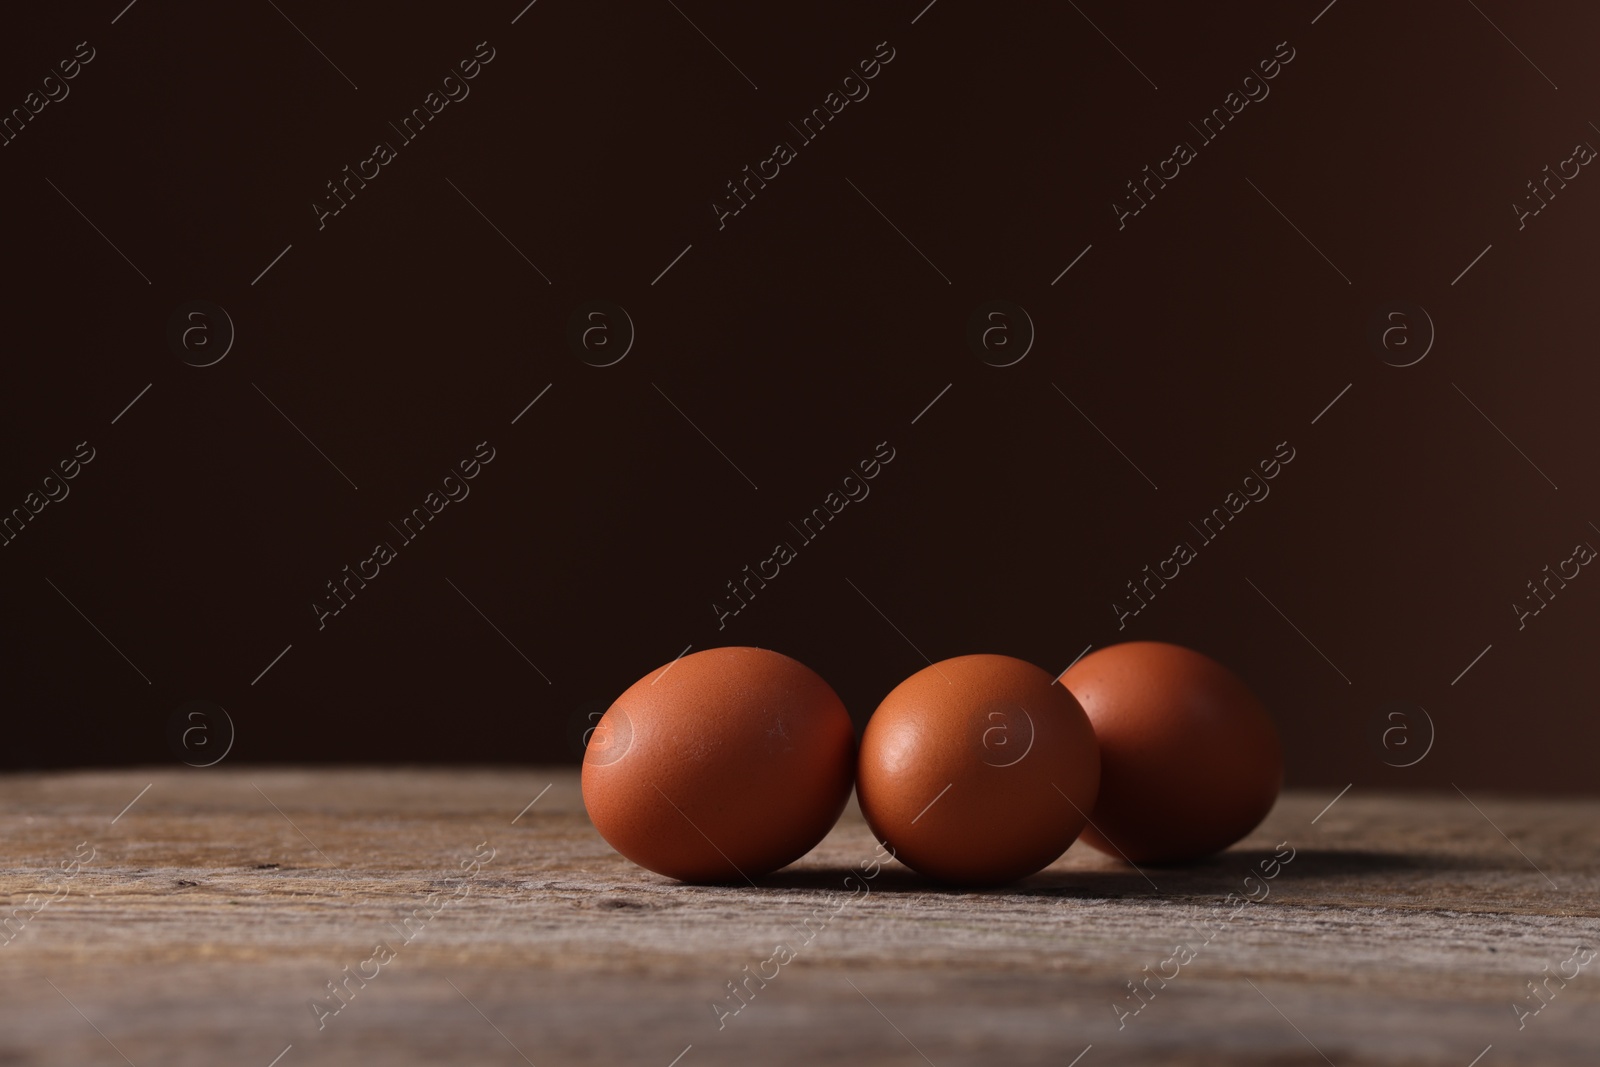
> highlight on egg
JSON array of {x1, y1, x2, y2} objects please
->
[{"x1": 580, "y1": 646, "x2": 857, "y2": 883}]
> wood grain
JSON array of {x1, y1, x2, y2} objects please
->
[{"x1": 0, "y1": 769, "x2": 1595, "y2": 1066}]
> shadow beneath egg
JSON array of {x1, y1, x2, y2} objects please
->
[
  {"x1": 746, "y1": 847, "x2": 1503, "y2": 897},
  {"x1": 747, "y1": 866, "x2": 930, "y2": 893},
  {"x1": 1148, "y1": 846, "x2": 1504, "y2": 878},
  {"x1": 1013, "y1": 847, "x2": 1507, "y2": 898}
]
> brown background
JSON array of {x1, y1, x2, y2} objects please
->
[{"x1": 1, "y1": 1, "x2": 1595, "y2": 792}]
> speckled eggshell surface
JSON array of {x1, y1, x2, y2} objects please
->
[
  {"x1": 1061, "y1": 641, "x2": 1283, "y2": 864},
  {"x1": 856, "y1": 654, "x2": 1100, "y2": 886},
  {"x1": 580, "y1": 646, "x2": 857, "y2": 882}
]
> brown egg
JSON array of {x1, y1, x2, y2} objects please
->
[
  {"x1": 856, "y1": 654, "x2": 1100, "y2": 886},
  {"x1": 580, "y1": 646, "x2": 856, "y2": 882},
  {"x1": 1061, "y1": 641, "x2": 1282, "y2": 864}
]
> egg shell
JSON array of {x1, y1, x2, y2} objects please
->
[
  {"x1": 581, "y1": 646, "x2": 856, "y2": 882},
  {"x1": 856, "y1": 654, "x2": 1100, "y2": 886},
  {"x1": 1061, "y1": 641, "x2": 1282, "y2": 864}
]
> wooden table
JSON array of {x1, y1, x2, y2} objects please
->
[{"x1": 0, "y1": 769, "x2": 1594, "y2": 1066}]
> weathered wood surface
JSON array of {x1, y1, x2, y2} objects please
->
[{"x1": 0, "y1": 769, "x2": 1595, "y2": 1066}]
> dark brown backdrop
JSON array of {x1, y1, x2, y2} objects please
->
[{"x1": 2, "y1": 1, "x2": 1596, "y2": 792}]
